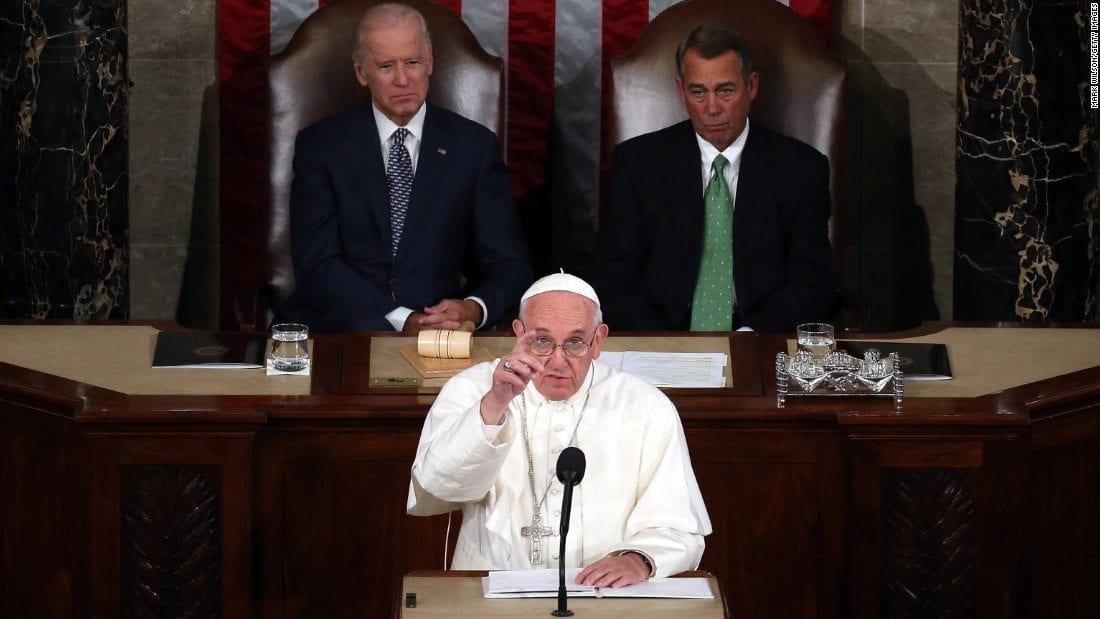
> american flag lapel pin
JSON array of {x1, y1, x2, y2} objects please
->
[{"x1": 437, "y1": 147, "x2": 447, "y2": 156}]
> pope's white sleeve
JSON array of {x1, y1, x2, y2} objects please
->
[
  {"x1": 408, "y1": 364, "x2": 516, "y2": 513},
  {"x1": 602, "y1": 394, "x2": 712, "y2": 578}
]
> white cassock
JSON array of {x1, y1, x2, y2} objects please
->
[{"x1": 408, "y1": 358, "x2": 712, "y2": 578}]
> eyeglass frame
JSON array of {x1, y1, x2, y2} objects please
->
[{"x1": 520, "y1": 324, "x2": 599, "y2": 358}]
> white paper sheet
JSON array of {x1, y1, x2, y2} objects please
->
[
  {"x1": 482, "y1": 568, "x2": 714, "y2": 599},
  {"x1": 599, "y1": 351, "x2": 727, "y2": 388}
]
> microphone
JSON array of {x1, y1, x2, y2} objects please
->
[
  {"x1": 556, "y1": 446, "x2": 586, "y2": 487},
  {"x1": 552, "y1": 447, "x2": 585, "y2": 617}
]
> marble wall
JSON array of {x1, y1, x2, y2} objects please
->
[
  {"x1": 1, "y1": 0, "x2": 130, "y2": 319},
  {"x1": 127, "y1": 0, "x2": 218, "y2": 328},
  {"x1": 955, "y1": 0, "x2": 1099, "y2": 322}
]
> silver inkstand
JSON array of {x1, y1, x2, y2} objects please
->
[{"x1": 776, "y1": 347, "x2": 904, "y2": 411}]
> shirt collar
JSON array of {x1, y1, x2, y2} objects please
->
[
  {"x1": 373, "y1": 102, "x2": 427, "y2": 145},
  {"x1": 695, "y1": 118, "x2": 750, "y2": 175}
]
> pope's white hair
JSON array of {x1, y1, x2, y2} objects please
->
[{"x1": 518, "y1": 292, "x2": 604, "y2": 328}]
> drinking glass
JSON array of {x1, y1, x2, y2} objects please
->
[
  {"x1": 796, "y1": 322, "x2": 835, "y2": 363},
  {"x1": 271, "y1": 323, "x2": 309, "y2": 372}
]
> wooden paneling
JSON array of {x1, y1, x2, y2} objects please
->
[
  {"x1": 121, "y1": 465, "x2": 222, "y2": 616},
  {"x1": 2, "y1": 327, "x2": 1099, "y2": 616},
  {"x1": 689, "y1": 430, "x2": 843, "y2": 617},
  {"x1": 1029, "y1": 417, "x2": 1100, "y2": 617},
  {"x1": 880, "y1": 469, "x2": 977, "y2": 618},
  {"x1": 255, "y1": 427, "x2": 452, "y2": 617},
  {"x1": 85, "y1": 433, "x2": 254, "y2": 618},
  {"x1": 0, "y1": 398, "x2": 75, "y2": 619}
]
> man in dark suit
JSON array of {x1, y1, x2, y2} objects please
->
[
  {"x1": 595, "y1": 25, "x2": 834, "y2": 333},
  {"x1": 281, "y1": 2, "x2": 531, "y2": 333}
]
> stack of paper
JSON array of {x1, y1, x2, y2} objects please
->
[
  {"x1": 482, "y1": 568, "x2": 713, "y2": 599},
  {"x1": 599, "y1": 352, "x2": 727, "y2": 388}
]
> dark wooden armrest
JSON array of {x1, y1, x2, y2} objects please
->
[{"x1": 233, "y1": 281, "x2": 279, "y2": 333}]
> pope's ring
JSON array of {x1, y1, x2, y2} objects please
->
[{"x1": 503, "y1": 361, "x2": 513, "y2": 372}]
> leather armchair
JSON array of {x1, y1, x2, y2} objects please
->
[
  {"x1": 235, "y1": 0, "x2": 504, "y2": 332},
  {"x1": 605, "y1": 0, "x2": 867, "y2": 329}
]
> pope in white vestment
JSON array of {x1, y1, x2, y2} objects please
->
[{"x1": 408, "y1": 273, "x2": 712, "y2": 586}]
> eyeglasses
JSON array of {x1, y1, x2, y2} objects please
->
[{"x1": 525, "y1": 333, "x2": 597, "y2": 358}]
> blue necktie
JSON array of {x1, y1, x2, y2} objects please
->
[{"x1": 387, "y1": 127, "x2": 413, "y2": 258}]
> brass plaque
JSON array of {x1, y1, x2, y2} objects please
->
[{"x1": 369, "y1": 376, "x2": 423, "y2": 387}]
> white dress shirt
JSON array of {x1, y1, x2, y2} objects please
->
[{"x1": 694, "y1": 118, "x2": 749, "y2": 201}]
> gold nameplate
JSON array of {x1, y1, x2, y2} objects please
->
[{"x1": 369, "y1": 377, "x2": 423, "y2": 387}]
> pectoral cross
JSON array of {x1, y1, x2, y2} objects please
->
[{"x1": 520, "y1": 523, "x2": 556, "y2": 565}]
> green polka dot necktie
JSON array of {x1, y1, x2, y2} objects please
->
[{"x1": 690, "y1": 154, "x2": 734, "y2": 331}]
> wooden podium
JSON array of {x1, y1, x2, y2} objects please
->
[
  {"x1": 2, "y1": 323, "x2": 1099, "y2": 617},
  {"x1": 399, "y1": 571, "x2": 728, "y2": 618}
]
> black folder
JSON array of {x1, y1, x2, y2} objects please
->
[{"x1": 152, "y1": 331, "x2": 267, "y2": 368}]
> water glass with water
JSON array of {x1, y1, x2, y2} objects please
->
[
  {"x1": 796, "y1": 322, "x2": 835, "y2": 363},
  {"x1": 271, "y1": 323, "x2": 309, "y2": 372}
]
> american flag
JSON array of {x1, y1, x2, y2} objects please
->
[{"x1": 217, "y1": 0, "x2": 832, "y2": 327}]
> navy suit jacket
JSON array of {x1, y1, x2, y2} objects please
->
[
  {"x1": 595, "y1": 120, "x2": 835, "y2": 333},
  {"x1": 281, "y1": 103, "x2": 532, "y2": 332}
]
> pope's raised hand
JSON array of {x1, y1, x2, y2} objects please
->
[{"x1": 480, "y1": 331, "x2": 544, "y2": 425}]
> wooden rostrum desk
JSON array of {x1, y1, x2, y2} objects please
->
[{"x1": 1, "y1": 323, "x2": 1098, "y2": 617}]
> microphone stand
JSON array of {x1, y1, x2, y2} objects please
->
[{"x1": 552, "y1": 471, "x2": 576, "y2": 617}]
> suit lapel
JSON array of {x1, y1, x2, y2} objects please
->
[
  {"x1": 394, "y1": 104, "x2": 446, "y2": 264},
  {"x1": 342, "y1": 106, "x2": 394, "y2": 257},
  {"x1": 666, "y1": 122, "x2": 706, "y2": 318},
  {"x1": 733, "y1": 124, "x2": 775, "y2": 279}
]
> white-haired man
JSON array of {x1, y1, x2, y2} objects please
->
[
  {"x1": 281, "y1": 2, "x2": 531, "y2": 333},
  {"x1": 409, "y1": 273, "x2": 711, "y2": 587}
]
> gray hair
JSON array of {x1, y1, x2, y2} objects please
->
[
  {"x1": 675, "y1": 25, "x2": 755, "y2": 82},
  {"x1": 518, "y1": 295, "x2": 604, "y2": 329},
  {"x1": 352, "y1": 3, "x2": 433, "y2": 64}
]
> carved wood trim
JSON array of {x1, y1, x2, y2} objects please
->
[
  {"x1": 881, "y1": 468, "x2": 977, "y2": 618},
  {"x1": 121, "y1": 465, "x2": 221, "y2": 617}
]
